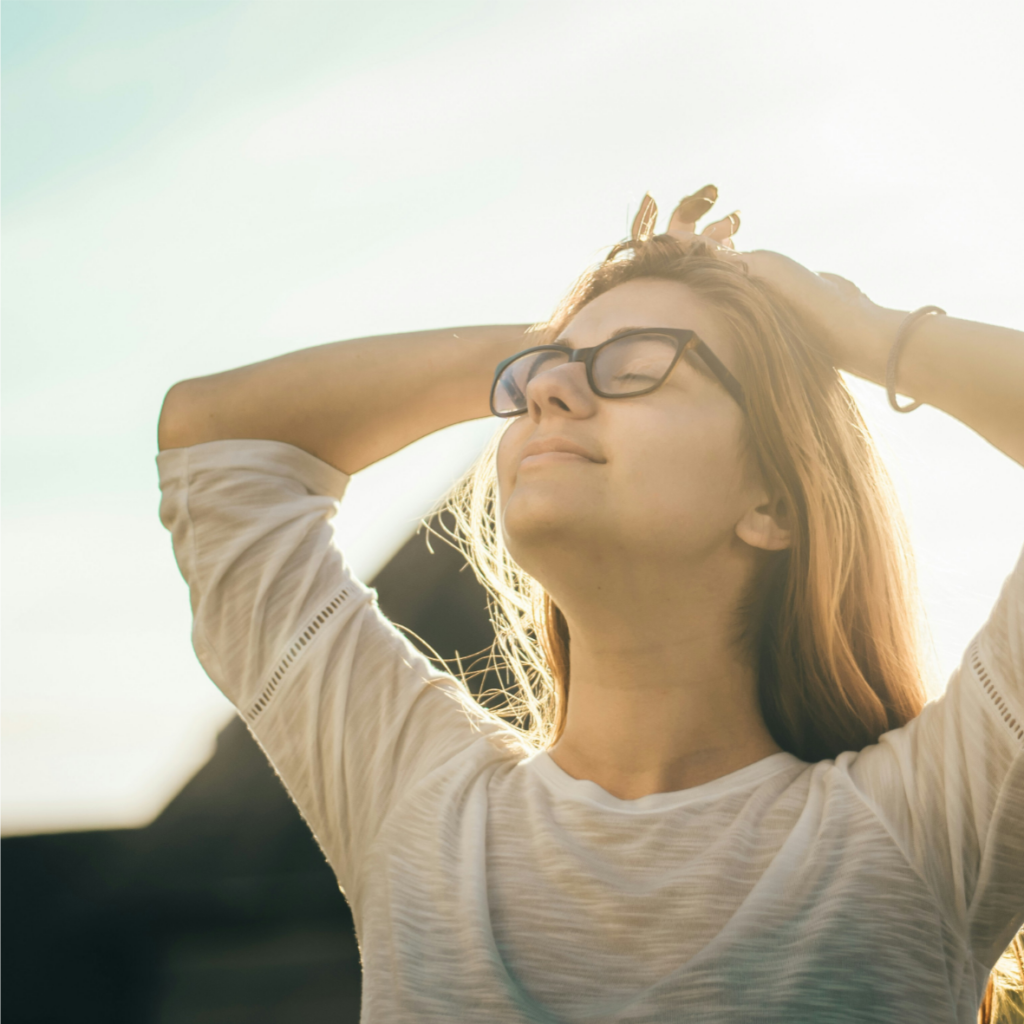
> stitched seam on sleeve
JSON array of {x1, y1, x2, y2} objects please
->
[
  {"x1": 968, "y1": 637, "x2": 1024, "y2": 745},
  {"x1": 843, "y1": 770, "x2": 940, "y2": 904},
  {"x1": 184, "y1": 446, "x2": 227, "y2": 684},
  {"x1": 244, "y1": 586, "x2": 351, "y2": 724}
]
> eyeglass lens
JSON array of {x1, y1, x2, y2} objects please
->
[{"x1": 492, "y1": 333, "x2": 680, "y2": 415}]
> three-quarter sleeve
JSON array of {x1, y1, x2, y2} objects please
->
[
  {"x1": 846, "y1": 541, "x2": 1024, "y2": 969},
  {"x1": 157, "y1": 439, "x2": 503, "y2": 899}
]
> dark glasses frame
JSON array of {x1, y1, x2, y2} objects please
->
[{"x1": 489, "y1": 327, "x2": 747, "y2": 418}]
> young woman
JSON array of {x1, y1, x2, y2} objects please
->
[{"x1": 157, "y1": 186, "x2": 1024, "y2": 1022}]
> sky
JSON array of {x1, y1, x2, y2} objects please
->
[{"x1": 3, "y1": 0, "x2": 1023, "y2": 835}]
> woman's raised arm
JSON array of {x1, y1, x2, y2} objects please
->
[
  {"x1": 731, "y1": 250, "x2": 1024, "y2": 468},
  {"x1": 837, "y1": 307, "x2": 1024, "y2": 468},
  {"x1": 157, "y1": 324, "x2": 533, "y2": 474}
]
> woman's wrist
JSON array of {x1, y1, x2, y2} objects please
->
[
  {"x1": 835, "y1": 306, "x2": 907, "y2": 387},
  {"x1": 834, "y1": 305, "x2": 1024, "y2": 465}
]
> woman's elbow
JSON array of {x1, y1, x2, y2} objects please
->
[{"x1": 157, "y1": 378, "x2": 206, "y2": 451}]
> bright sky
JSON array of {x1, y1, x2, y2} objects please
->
[{"x1": 3, "y1": 1, "x2": 1022, "y2": 835}]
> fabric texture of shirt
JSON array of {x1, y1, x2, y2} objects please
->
[{"x1": 157, "y1": 438, "x2": 1024, "y2": 1023}]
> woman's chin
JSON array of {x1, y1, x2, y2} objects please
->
[{"x1": 501, "y1": 487, "x2": 596, "y2": 551}]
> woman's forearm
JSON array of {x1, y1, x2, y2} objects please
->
[
  {"x1": 157, "y1": 324, "x2": 533, "y2": 474},
  {"x1": 731, "y1": 246, "x2": 1024, "y2": 467},
  {"x1": 848, "y1": 309, "x2": 1024, "y2": 467}
]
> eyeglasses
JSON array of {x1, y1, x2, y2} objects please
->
[{"x1": 490, "y1": 328, "x2": 747, "y2": 418}]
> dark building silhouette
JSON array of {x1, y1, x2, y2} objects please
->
[{"x1": 2, "y1": 518, "x2": 503, "y2": 1023}]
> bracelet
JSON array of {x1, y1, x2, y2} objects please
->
[{"x1": 886, "y1": 305, "x2": 945, "y2": 413}]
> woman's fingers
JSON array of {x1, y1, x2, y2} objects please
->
[
  {"x1": 630, "y1": 192, "x2": 660, "y2": 242},
  {"x1": 667, "y1": 184, "x2": 718, "y2": 235},
  {"x1": 701, "y1": 211, "x2": 740, "y2": 243},
  {"x1": 661, "y1": 185, "x2": 740, "y2": 252}
]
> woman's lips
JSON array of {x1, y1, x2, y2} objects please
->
[
  {"x1": 519, "y1": 436, "x2": 603, "y2": 465},
  {"x1": 518, "y1": 450, "x2": 593, "y2": 468}
]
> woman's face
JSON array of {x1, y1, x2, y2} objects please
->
[{"x1": 496, "y1": 277, "x2": 768, "y2": 582}]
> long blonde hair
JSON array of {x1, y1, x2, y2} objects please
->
[{"x1": 443, "y1": 234, "x2": 927, "y2": 758}]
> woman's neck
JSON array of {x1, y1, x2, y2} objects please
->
[{"x1": 545, "y1": 555, "x2": 782, "y2": 801}]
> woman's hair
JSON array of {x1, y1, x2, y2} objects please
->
[
  {"x1": 980, "y1": 939, "x2": 1024, "y2": 1024},
  {"x1": 442, "y1": 233, "x2": 928, "y2": 760}
]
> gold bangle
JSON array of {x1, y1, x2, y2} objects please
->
[{"x1": 886, "y1": 305, "x2": 945, "y2": 413}]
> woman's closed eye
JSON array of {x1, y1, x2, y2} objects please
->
[{"x1": 612, "y1": 369, "x2": 664, "y2": 386}]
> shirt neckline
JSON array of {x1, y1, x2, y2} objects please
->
[{"x1": 525, "y1": 749, "x2": 804, "y2": 813}]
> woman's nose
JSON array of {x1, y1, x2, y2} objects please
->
[{"x1": 525, "y1": 360, "x2": 597, "y2": 422}]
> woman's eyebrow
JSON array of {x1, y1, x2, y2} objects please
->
[
  {"x1": 606, "y1": 325, "x2": 661, "y2": 338},
  {"x1": 554, "y1": 326, "x2": 675, "y2": 348}
]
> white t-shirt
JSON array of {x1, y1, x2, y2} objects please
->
[{"x1": 157, "y1": 438, "x2": 1024, "y2": 1023}]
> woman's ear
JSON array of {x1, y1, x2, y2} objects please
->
[{"x1": 735, "y1": 493, "x2": 793, "y2": 552}]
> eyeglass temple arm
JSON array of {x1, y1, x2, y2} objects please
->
[{"x1": 691, "y1": 339, "x2": 747, "y2": 412}]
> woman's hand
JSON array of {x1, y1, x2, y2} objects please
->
[
  {"x1": 658, "y1": 185, "x2": 1024, "y2": 465},
  {"x1": 663, "y1": 185, "x2": 904, "y2": 385}
]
